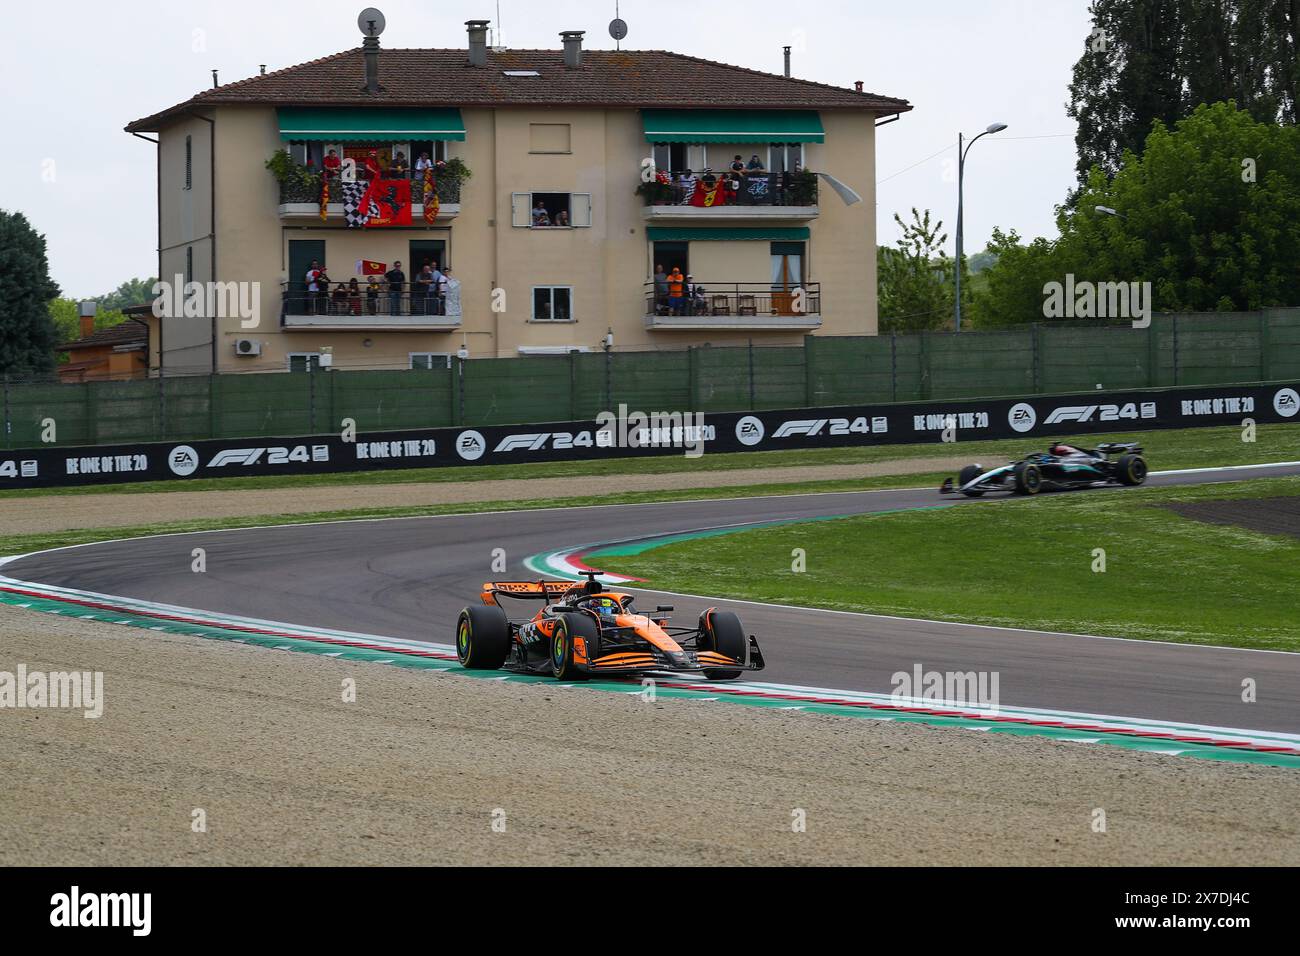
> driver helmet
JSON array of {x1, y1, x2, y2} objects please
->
[{"x1": 586, "y1": 596, "x2": 620, "y2": 621}]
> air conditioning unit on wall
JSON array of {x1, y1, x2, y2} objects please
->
[{"x1": 234, "y1": 338, "x2": 261, "y2": 357}]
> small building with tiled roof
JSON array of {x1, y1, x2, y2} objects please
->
[
  {"x1": 57, "y1": 306, "x2": 150, "y2": 382},
  {"x1": 126, "y1": 16, "x2": 910, "y2": 373}
]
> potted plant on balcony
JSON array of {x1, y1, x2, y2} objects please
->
[
  {"x1": 265, "y1": 149, "x2": 320, "y2": 202},
  {"x1": 789, "y1": 169, "x2": 819, "y2": 206},
  {"x1": 635, "y1": 168, "x2": 675, "y2": 205}
]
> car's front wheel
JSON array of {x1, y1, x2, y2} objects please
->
[
  {"x1": 551, "y1": 614, "x2": 596, "y2": 681},
  {"x1": 1012, "y1": 461, "x2": 1043, "y2": 495},
  {"x1": 698, "y1": 609, "x2": 747, "y2": 681},
  {"x1": 958, "y1": 465, "x2": 986, "y2": 497}
]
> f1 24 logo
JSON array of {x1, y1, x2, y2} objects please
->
[
  {"x1": 207, "y1": 445, "x2": 329, "y2": 467},
  {"x1": 1043, "y1": 403, "x2": 1155, "y2": 425}
]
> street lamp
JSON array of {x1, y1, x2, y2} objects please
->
[
  {"x1": 1094, "y1": 205, "x2": 1127, "y2": 220},
  {"x1": 954, "y1": 122, "x2": 1008, "y2": 331}
]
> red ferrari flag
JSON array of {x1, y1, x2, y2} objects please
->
[
  {"x1": 355, "y1": 259, "x2": 387, "y2": 275},
  {"x1": 365, "y1": 179, "x2": 412, "y2": 227}
]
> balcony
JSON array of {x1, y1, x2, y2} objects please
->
[
  {"x1": 644, "y1": 282, "x2": 821, "y2": 331},
  {"x1": 281, "y1": 284, "x2": 461, "y2": 331},
  {"x1": 277, "y1": 172, "x2": 463, "y2": 222},
  {"x1": 640, "y1": 171, "x2": 819, "y2": 221}
]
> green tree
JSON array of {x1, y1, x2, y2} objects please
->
[
  {"x1": 0, "y1": 210, "x2": 61, "y2": 374},
  {"x1": 1067, "y1": 1, "x2": 1298, "y2": 196},
  {"x1": 48, "y1": 299, "x2": 127, "y2": 346},
  {"x1": 878, "y1": 208, "x2": 957, "y2": 332},
  {"x1": 97, "y1": 277, "x2": 157, "y2": 312},
  {"x1": 971, "y1": 103, "x2": 1300, "y2": 324}
]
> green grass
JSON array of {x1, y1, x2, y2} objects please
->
[
  {"x1": 4, "y1": 421, "x2": 1297, "y2": 499},
  {"x1": 0, "y1": 472, "x2": 950, "y2": 559},
  {"x1": 597, "y1": 477, "x2": 1300, "y2": 652}
]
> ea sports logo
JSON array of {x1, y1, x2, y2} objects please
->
[
  {"x1": 168, "y1": 445, "x2": 199, "y2": 477},
  {"x1": 1274, "y1": 388, "x2": 1299, "y2": 419},
  {"x1": 1008, "y1": 403, "x2": 1037, "y2": 433},
  {"x1": 456, "y1": 430, "x2": 486, "y2": 461},
  {"x1": 735, "y1": 416, "x2": 765, "y2": 447}
]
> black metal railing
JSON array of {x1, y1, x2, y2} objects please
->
[
  {"x1": 639, "y1": 170, "x2": 818, "y2": 207},
  {"x1": 643, "y1": 281, "x2": 820, "y2": 318},
  {"x1": 279, "y1": 172, "x2": 463, "y2": 206},
  {"x1": 281, "y1": 283, "x2": 460, "y2": 321}
]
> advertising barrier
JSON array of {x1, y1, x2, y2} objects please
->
[{"x1": 2, "y1": 382, "x2": 1296, "y2": 490}]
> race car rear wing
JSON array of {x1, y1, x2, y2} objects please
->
[
  {"x1": 1095, "y1": 442, "x2": 1143, "y2": 454},
  {"x1": 481, "y1": 581, "x2": 575, "y2": 607}
]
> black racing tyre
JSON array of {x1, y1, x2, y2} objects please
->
[
  {"x1": 551, "y1": 613, "x2": 596, "y2": 681},
  {"x1": 456, "y1": 605, "x2": 511, "y2": 670},
  {"x1": 698, "y1": 609, "x2": 747, "y2": 681},
  {"x1": 1012, "y1": 461, "x2": 1043, "y2": 495},
  {"x1": 1116, "y1": 453, "x2": 1148, "y2": 486},
  {"x1": 957, "y1": 465, "x2": 986, "y2": 498}
]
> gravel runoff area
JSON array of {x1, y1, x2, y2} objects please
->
[
  {"x1": 1163, "y1": 496, "x2": 1300, "y2": 541},
  {"x1": 0, "y1": 458, "x2": 969, "y2": 537},
  {"x1": 2, "y1": 605, "x2": 1298, "y2": 866}
]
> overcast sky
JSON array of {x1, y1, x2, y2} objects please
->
[{"x1": 0, "y1": 0, "x2": 1093, "y2": 299}]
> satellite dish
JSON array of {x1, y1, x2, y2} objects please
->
[
  {"x1": 358, "y1": 7, "x2": 386, "y2": 37},
  {"x1": 609, "y1": 18, "x2": 628, "y2": 41}
]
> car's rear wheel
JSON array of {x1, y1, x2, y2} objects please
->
[
  {"x1": 1116, "y1": 453, "x2": 1148, "y2": 486},
  {"x1": 456, "y1": 605, "x2": 511, "y2": 670},
  {"x1": 698, "y1": 609, "x2": 747, "y2": 681},
  {"x1": 1012, "y1": 461, "x2": 1043, "y2": 495},
  {"x1": 958, "y1": 465, "x2": 986, "y2": 497},
  {"x1": 551, "y1": 614, "x2": 595, "y2": 681}
]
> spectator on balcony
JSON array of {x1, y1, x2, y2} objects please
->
[
  {"x1": 441, "y1": 267, "x2": 461, "y2": 318},
  {"x1": 322, "y1": 150, "x2": 341, "y2": 179},
  {"x1": 677, "y1": 168, "x2": 697, "y2": 204},
  {"x1": 363, "y1": 149, "x2": 383, "y2": 181},
  {"x1": 331, "y1": 280, "x2": 350, "y2": 315},
  {"x1": 314, "y1": 265, "x2": 332, "y2": 315},
  {"x1": 653, "y1": 264, "x2": 669, "y2": 315},
  {"x1": 366, "y1": 275, "x2": 381, "y2": 315},
  {"x1": 555, "y1": 209, "x2": 570, "y2": 227},
  {"x1": 305, "y1": 260, "x2": 324, "y2": 314},
  {"x1": 667, "y1": 267, "x2": 686, "y2": 315},
  {"x1": 532, "y1": 200, "x2": 551, "y2": 226},
  {"x1": 686, "y1": 275, "x2": 705, "y2": 315},
  {"x1": 347, "y1": 277, "x2": 362, "y2": 316},
  {"x1": 415, "y1": 151, "x2": 434, "y2": 173},
  {"x1": 746, "y1": 154, "x2": 765, "y2": 171},
  {"x1": 391, "y1": 152, "x2": 410, "y2": 176},
  {"x1": 385, "y1": 260, "x2": 406, "y2": 315},
  {"x1": 413, "y1": 265, "x2": 431, "y2": 315}
]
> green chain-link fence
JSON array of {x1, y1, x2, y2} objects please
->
[{"x1": 5, "y1": 309, "x2": 1299, "y2": 448}]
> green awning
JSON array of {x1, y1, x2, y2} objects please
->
[
  {"x1": 277, "y1": 108, "x2": 466, "y2": 141},
  {"x1": 646, "y1": 227, "x2": 811, "y2": 242},
  {"x1": 642, "y1": 109, "x2": 824, "y2": 144}
]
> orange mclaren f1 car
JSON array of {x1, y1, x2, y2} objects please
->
[{"x1": 455, "y1": 571, "x2": 766, "y2": 681}]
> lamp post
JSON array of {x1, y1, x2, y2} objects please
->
[
  {"x1": 954, "y1": 122, "x2": 1008, "y2": 331},
  {"x1": 1094, "y1": 205, "x2": 1127, "y2": 220}
]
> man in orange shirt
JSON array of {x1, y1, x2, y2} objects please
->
[{"x1": 667, "y1": 267, "x2": 686, "y2": 315}]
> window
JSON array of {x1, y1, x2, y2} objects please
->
[
  {"x1": 771, "y1": 241, "x2": 805, "y2": 286},
  {"x1": 410, "y1": 352, "x2": 452, "y2": 370},
  {"x1": 768, "y1": 143, "x2": 806, "y2": 175},
  {"x1": 184, "y1": 135, "x2": 192, "y2": 190},
  {"x1": 287, "y1": 353, "x2": 322, "y2": 373},
  {"x1": 185, "y1": 246, "x2": 193, "y2": 285},
  {"x1": 529, "y1": 123, "x2": 571, "y2": 153},
  {"x1": 511, "y1": 192, "x2": 591, "y2": 228},
  {"x1": 532, "y1": 286, "x2": 573, "y2": 321}
]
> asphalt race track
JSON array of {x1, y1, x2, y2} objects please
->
[{"x1": 8, "y1": 462, "x2": 1300, "y2": 732}]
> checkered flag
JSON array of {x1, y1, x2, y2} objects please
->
[{"x1": 342, "y1": 182, "x2": 378, "y2": 228}]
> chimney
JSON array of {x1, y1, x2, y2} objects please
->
[
  {"x1": 211, "y1": 69, "x2": 219, "y2": 88},
  {"x1": 561, "y1": 30, "x2": 584, "y2": 69},
  {"x1": 259, "y1": 64, "x2": 266, "y2": 75},
  {"x1": 854, "y1": 80, "x2": 864, "y2": 92},
  {"x1": 783, "y1": 45, "x2": 791, "y2": 78},
  {"x1": 466, "y1": 20, "x2": 489, "y2": 66},
  {"x1": 363, "y1": 34, "x2": 380, "y2": 92},
  {"x1": 78, "y1": 301, "x2": 97, "y2": 339}
]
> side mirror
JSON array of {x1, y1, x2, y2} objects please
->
[{"x1": 656, "y1": 605, "x2": 674, "y2": 613}]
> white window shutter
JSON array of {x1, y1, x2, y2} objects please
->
[
  {"x1": 511, "y1": 192, "x2": 531, "y2": 227},
  {"x1": 687, "y1": 144, "x2": 707, "y2": 171},
  {"x1": 571, "y1": 193, "x2": 592, "y2": 227}
]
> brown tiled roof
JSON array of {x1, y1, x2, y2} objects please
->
[
  {"x1": 61, "y1": 318, "x2": 149, "y2": 352},
  {"x1": 126, "y1": 48, "x2": 910, "y2": 131}
]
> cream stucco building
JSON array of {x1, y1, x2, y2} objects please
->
[{"x1": 125, "y1": 20, "x2": 910, "y2": 374}]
